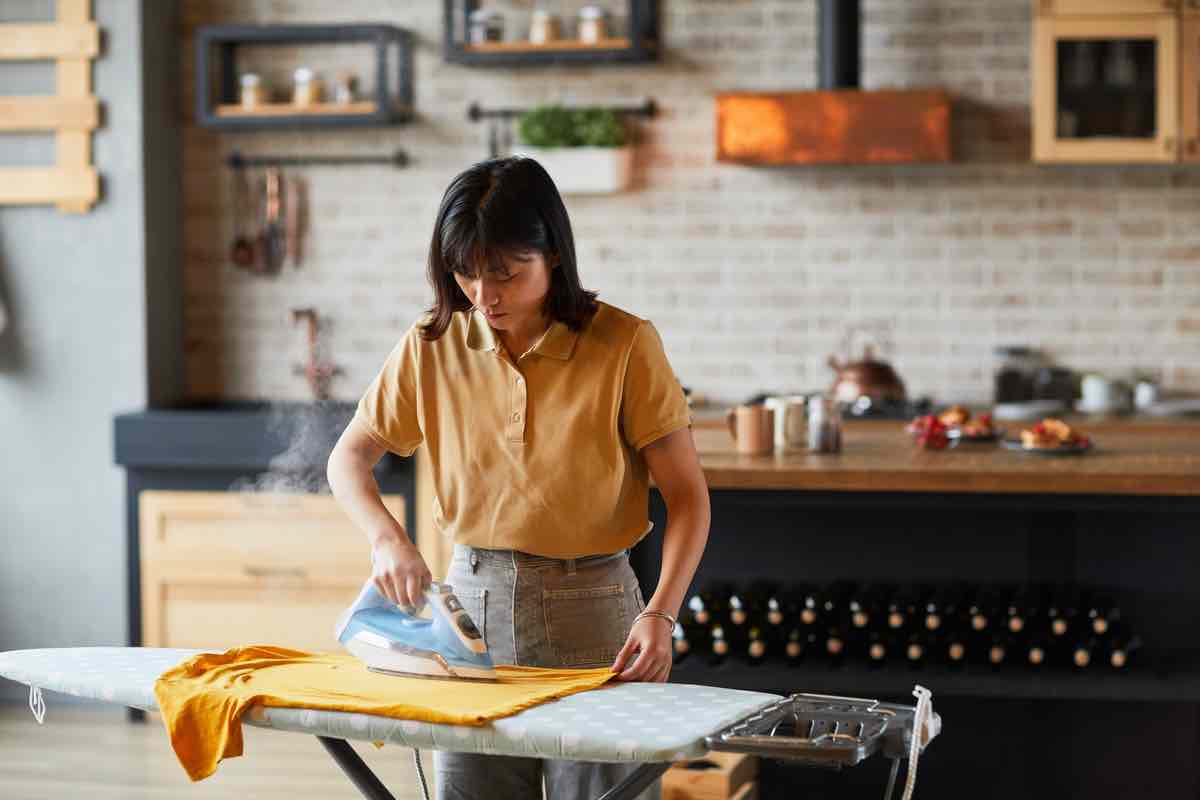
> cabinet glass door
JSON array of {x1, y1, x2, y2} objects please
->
[
  {"x1": 1183, "y1": 15, "x2": 1200, "y2": 160},
  {"x1": 1035, "y1": 16, "x2": 1179, "y2": 162},
  {"x1": 1038, "y1": 0, "x2": 1182, "y2": 15}
]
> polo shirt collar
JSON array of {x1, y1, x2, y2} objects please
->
[{"x1": 466, "y1": 306, "x2": 579, "y2": 360}]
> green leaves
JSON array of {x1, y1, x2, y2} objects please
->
[{"x1": 517, "y1": 105, "x2": 627, "y2": 148}]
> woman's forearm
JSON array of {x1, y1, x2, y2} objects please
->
[
  {"x1": 645, "y1": 493, "x2": 710, "y2": 620},
  {"x1": 327, "y1": 447, "x2": 411, "y2": 550}
]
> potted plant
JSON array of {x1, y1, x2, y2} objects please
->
[{"x1": 514, "y1": 105, "x2": 634, "y2": 195}]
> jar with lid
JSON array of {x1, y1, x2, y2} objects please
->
[
  {"x1": 578, "y1": 5, "x2": 610, "y2": 44},
  {"x1": 806, "y1": 393, "x2": 842, "y2": 454},
  {"x1": 333, "y1": 71, "x2": 357, "y2": 105},
  {"x1": 239, "y1": 73, "x2": 266, "y2": 108},
  {"x1": 292, "y1": 67, "x2": 323, "y2": 107},
  {"x1": 529, "y1": 8, "x2": 562, "y2": 44},
  {"x1": 993, "y1": 346, "x2": 1039, "y2": 404},
  {"x1": 468, "y1": 8, "x2": 504, "y2": 44}
]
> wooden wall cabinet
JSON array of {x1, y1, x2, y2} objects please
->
[
  {"x1": 1039, "y1": 0, "x2": 1184, "y2": 15},
  {"x1": 1183, "y1": 11, "x2": 1200, "y2": 159},
  {"x1": 1034, "y1": 14, "x2": 1180, "y2": 162},
  {"x1": 140, "y1": 491, "x2": 405, "y2": 652}
]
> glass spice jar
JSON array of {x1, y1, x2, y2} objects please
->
[
  {"x1": 529, "y1": 9, "x2": 562, "y2": 44},
  {"x1": 292, "y1": 67, "x2": 323, "y2": 107},
  {"x1": 333, "y1": 71, "x2": 357, "y2": 105},
  {"x1": 468, "y1": 8, "x2": 504, "y2": 44},
  {"x1": 239, "y1": 73, "x2": 266, "y2": 108},
  {"x1": 578, "y1": 5, "x2": 609, "y2": 44}
]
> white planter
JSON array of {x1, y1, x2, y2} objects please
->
[{"x1": 516, "y1": 146, "x2": 634, "y2": 195}]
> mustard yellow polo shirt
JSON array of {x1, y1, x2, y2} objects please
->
[{"x1": 355, "y1": 301, "x2": 694, "y2": 558}]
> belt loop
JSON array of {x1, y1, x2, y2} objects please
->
[
  {"x1": 565, "y1": 557, "x2": 576, "y2": 576},
  {"x1": 469, "y1": 548, "x2": 479, "y2": 573}
]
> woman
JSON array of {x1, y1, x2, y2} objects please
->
[{"x1": 327, "y1": 156, "x2": 710, "y2": 800}]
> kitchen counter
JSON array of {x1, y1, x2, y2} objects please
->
[{"x1": 686, "y1": 413, "x2": 1200, "y2": 496}]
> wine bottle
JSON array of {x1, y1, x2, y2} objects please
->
[
  {"x1": 672, "y1": 621, "x2": 707, "y2": 665},
  {"x1": 1047, "y1": 585, "x2": 1081, "y2": 640},
  {"x1": 904, "y1": 630, "x2": 927, "y2": 669},
  {"x1": 944, "y1": 624, "x2": 969, "y2": 669},
  {"x1": 708, "y1": 624, "x2": 729, "y2": 667},
  {"x1": 824, "y1": 623, "x2": 847, "y2": 666},
  {"x1": 987, "y1": 632, "x2": 1008, "y2": 668},
  {"x1": 917, "y1": 584, "x2": 943, "y2": 633},
  {"x1": 823, "y1": 580, "x2": 856, "y2": 628},
  {"x1": 745, "y1": 625, "x2": 768, "y2": 667},
  {"x1": 865, "y1": 630, "x2": 889, "y2": 669},
  {"x1": 1025, "y1": 634, "x2": 1050, "y2": 669},
  {"x1": 1104, "y1": 624, "x2": 1142, "y2": 670},
  {"x1": 783, "y1": 625, "x2": 813, "y2": 666},
  {"x1": 764, "y1": 585, "x2": 788, "y2": 630},
  {"x1": 847, "y1": 582, "x2": 879, "y2": 632},
  {"x1": 1005, "y1": 584, "x2": 1039, "y2": 635},
  {"x1": 1086, "y1": 591, "x2": 1122, "y2": 636},
  {"x1": 1070, "y1": 636, "x2": 1096, "y2": 670},
  {"x1": 886, "y1": 585, "x2": 914, "y2": 633}
]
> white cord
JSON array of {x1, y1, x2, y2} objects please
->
[
  {"x1": 28, "y1": 686, "x2": 46, "y2": 724},
  {"x1": 413, "y1": 747, "x2": 430, "y2": 800},
  {"x1": 901, "y1": 685, "x2": 933, "y2": 800}
]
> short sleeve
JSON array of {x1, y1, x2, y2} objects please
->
[
  {"x1": 620, "y1": 320, "x2": 694, "y2": 451},
  {"x1": 354, "y1": 323, "x2": 424, "y2": 457}
]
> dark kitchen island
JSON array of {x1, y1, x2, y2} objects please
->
[{"x1": 631, "y1": 415, "x2": 1200, "y2": 799}]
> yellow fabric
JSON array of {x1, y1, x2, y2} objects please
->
[
  {"x1": 355, "y1": 300, "x2": 694, "y2": 558},
  {"x1": 154, "y1": 645, "x2": 618, "y2": 782}
]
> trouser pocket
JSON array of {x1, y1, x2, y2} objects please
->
[{"x1": 543, "y1": 583, "x2": 625, "y2": 667}]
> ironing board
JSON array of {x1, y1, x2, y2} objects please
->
[{"x1": 0, "y1": 647, "x2": 939, "y2": 800}]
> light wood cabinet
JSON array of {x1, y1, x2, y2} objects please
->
[
  {"x1": 1034, "y1": 14, "x2": 1180, "y2": 162},
  {"x1": 1038, "y1": 0, "x2": 1184, "y2": 15},
  {"x1": 140, "y1": 490, "x2": 405, "y2": 651},
  {"x1": 1183, "y1": 15, "x2": 1200, "y2": 158}
]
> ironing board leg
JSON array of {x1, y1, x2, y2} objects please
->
[
  {"x1": 317, "y1": 737, "x2": 398, "y2": 800},
  {"x1": 593, "y1": 762, "x2": 672, "y2": 800}
]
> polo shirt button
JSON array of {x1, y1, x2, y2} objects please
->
[{"x1": 512, "y1": 412, "x2": 521, "y2": 422}]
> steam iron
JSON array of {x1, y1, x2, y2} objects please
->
[{"x1": 334, "y1": 580, "x2": 497, "y2": 681}]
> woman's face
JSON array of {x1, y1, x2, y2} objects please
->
[{"x1": 453, "y1": 249, "x2": 555, "y2": 332}]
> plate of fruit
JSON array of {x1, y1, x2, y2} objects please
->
[
  {"x1": 937, "y1": 405, "x2": 1003, "y2": 442},
  {"x1": 1001, "y1": 418, "x2": 1092, "y2": 455}
]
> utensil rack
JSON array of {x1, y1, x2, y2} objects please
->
[
  {"x1": 0, "y1": 0, "x2": 100, "y2": 212},
  {"x1": 467, "y1": 99, "x2": 657, "y2": 122},
  {"x1": 226, "y1": 150, "x2": 409, "y2": 169}
]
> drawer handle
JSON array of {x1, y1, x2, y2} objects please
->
[{"x1": 243, "y1": 565, "x2": 308, "y2": 579}]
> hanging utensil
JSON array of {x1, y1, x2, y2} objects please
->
[
  {"x1": 230, "y1": 166, "x2": 256, "y2": 270},
  {"x1": 259, "y1": 167, "x2": 285, "y2": 274},
  {"x1": 285, "y1": 174, "x2": 305, "y2": 269},
  {"x1": 488, "y1": 118, "x2": 499, "y2": 158}
]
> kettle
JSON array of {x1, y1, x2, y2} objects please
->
[{"x1": 828, "y1": 343, "x2": 907, "y2": 407}]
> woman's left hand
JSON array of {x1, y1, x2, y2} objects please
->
[{"x1": 611, "y1": 617, "x2": 673, "y2": 682}]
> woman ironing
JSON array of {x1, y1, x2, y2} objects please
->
[{"x1": 327, "y1": 156, "x2": 710, "y2": 800}]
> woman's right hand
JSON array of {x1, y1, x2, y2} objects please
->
[{"x1": 370, "y1": 535, "x2": 433, "y2": 609}]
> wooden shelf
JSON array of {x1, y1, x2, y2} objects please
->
[
  {"x1": 464, "y1": 37, "x2": 649, "y2": 53},
  {"x1": 215, "y1": 101, "x2": 378, "y2": 118}
]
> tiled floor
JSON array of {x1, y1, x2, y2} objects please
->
[{"x1": 0, "y1": 702, "x2": 435, "y2": 799}]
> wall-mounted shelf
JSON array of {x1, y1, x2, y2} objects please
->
[
  {"x1": 443, "y1": 1, "x2": 659, "y2": 67},
  {"x1": 194, "y1": 24, "x2": 414, "y2": 131},
  {"x1": 0, "y1": 0, "x2": 99, "y2": 212}
]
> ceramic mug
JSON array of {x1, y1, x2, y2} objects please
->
[
  {"x1": 726, "y1": 404, "x2": 774, "y2": 455},
  {"x1": 763, "y1": 395, "x2": 808, "y2": 452}
]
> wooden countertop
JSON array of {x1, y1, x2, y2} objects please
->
[{"x1": 686, "y1": 416, "x2": 1200, "y2": 496}]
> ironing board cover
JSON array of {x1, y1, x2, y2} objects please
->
[{"x1": 0, "y1": 648, "x2": 782, "y2": 763}]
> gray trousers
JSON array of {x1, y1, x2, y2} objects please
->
[{"x1": 434, "y1": 544, "x2": 662, "y2": 800}]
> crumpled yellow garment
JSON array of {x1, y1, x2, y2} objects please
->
[{"x1": 153, "y1": 645, "x2": 618, "y2": 781}]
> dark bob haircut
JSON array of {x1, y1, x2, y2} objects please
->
[{"x1": 419, "y1": 156, "x2": 599, "y2": 341}]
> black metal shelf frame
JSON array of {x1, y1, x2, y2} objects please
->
[
  {"x1": 195, "y1": 24, "x2": 415, "y2": 131},
  {"x1": 226, "y1": 149, "x2": 409, "y2": 169},
  {"x1": 467, "y1": 98, "x2": 657, "y2": 122},
  {"x1": 444, "y1": 0, "x2": 659, "y2": 67}
]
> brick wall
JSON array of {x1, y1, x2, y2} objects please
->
[{"x1": 180, "y1": 0, "x2": 1200, "y2": 406}]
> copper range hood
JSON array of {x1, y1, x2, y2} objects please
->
[{"x1": 716, "y1": 0, "x2": 951, "y2": 165}]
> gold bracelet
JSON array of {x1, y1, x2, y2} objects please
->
[{"x1": 634, "y1": 610, "x2": 676, "y2": 631}]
